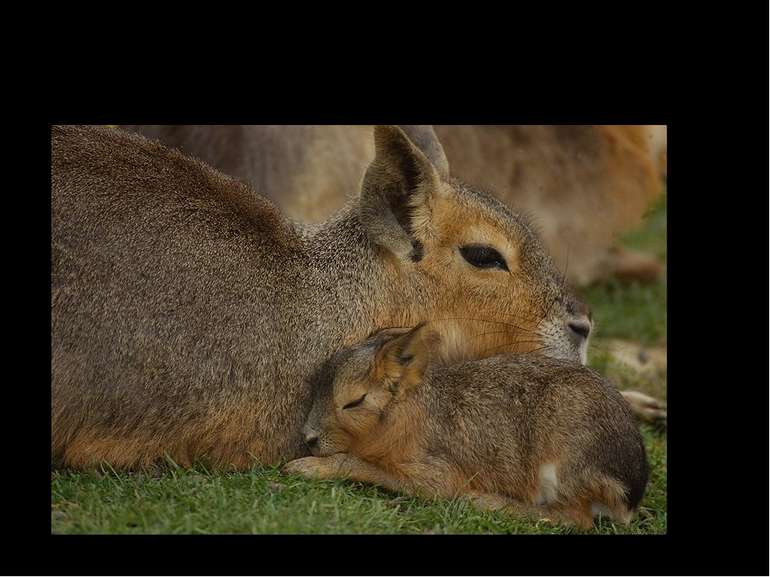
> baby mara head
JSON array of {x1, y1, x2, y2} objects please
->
[
  {"x1": 303, "y1": 324, "x2": 436, "y2": 458},
  {"x1": 361, "y1": 125, "x2": 592, "y2": 365}
]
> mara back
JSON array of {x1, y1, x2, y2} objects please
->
[{"x1": 52, "y1": 125, "x2": 322, "y2": 468}]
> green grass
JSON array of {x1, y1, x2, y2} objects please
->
[
  {"x1": 52, "y1": 424, "x2": 665, "y2": 535},
  {"x1": 51, "y1": 195, "x2": 667, "y2": 535}
]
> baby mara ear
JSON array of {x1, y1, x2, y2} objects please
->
[
  {"x1": 371, "y1": 322, "x2": 439, "y2": 399},
  {"x1": 366, "y1": 326, "x2": 414, "y2": 345},
  {"x1": 359, "y1": 125, "x2": 449, "y2": 261}
]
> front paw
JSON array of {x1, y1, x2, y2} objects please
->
[{"x1": 282, "y1": 455, "x2": 346, "y2": 480}]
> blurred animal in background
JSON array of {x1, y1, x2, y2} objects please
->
[
  {"x1": 122, "y1": 125, "x2": 666, "y2": 287},
  {"x1": 121, "y1": 125, "x2": 374, "y2": 223}
]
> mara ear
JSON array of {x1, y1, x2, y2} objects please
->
[
  {"x1": 359, "y1": 125, "x2": 448, "y2": 261},
  {"x1": 372, "y1": 322, "x2": 439, "y2": 398},
  {"x1": 395, "y1": 125, "x2": 450, "y2": 178}
]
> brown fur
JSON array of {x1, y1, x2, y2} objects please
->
[
  {"x1": 434, "y1": 125, "x2": 666, "y2": 286},
  {"x1": 286, "y1": 325, "x2": 649, "y2": 528},
  {"x1": 52, "y1": 125, "x2": 590, "y2": 470},
  {"x1": 122, "y1": 124, "x2": 666, "y2": 285}
]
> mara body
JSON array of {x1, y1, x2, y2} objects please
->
[{"x1": 52, "y1": 125, "x2": 591, "y2": 470}]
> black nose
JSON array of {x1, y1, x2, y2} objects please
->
[
  {"x1": 306, "y1": 436, "x2": 319, "y2": 450},
  {"x1": 567, "y1": 319, "x2": 591, "y2": 340}
]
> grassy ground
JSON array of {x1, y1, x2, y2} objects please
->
[{"x1": 51, "y1": 195, "x2": 667, "y2": 535}]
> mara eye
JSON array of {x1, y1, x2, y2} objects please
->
[
  {"x1": 342, "y1": 394, "x2": 367, "y2": 410},
  {"x1": 459, "y1": 245, "x2": 509, "y2": 271}
]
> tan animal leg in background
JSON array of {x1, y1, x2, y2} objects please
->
[
  {"x1": 604, "y1": 246, "x2": 665, "y2": 285},
  {"x1": 621, "y1": 390, "x2": 667, "y2": 426}
]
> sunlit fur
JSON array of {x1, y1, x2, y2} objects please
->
[
  {"x1": 294, "y1": 326, "x2": 649, "y2": 529},
  {"x1": 52, "y1": 125, "x2": 589, "y2": 471}
]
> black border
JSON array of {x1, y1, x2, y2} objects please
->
[{"x1": 18, "y1": 15, "x2": 770, "y2": 575}]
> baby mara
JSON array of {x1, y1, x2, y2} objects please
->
[{"x1": 285, "y1": 324, "x2": 649, "y2": 528}]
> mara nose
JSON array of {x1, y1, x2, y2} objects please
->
[
  {"x1": 305, "y1": 435, "x2": 319, "y2": 450},
  {"x1": 567, "y1": 316, "x2": 592, "y2": 341}
]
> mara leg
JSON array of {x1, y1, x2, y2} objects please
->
[
  {"x1": 606, "y1": 246, "x2": 664, "y2": 284},
  {"x1": 282, "y1": 454, "x2": 416, "y2": 495},
  {"x1": 621, "y1": 390, "x2": 667, "y2": 426}
]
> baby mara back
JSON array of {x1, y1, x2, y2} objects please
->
[
  {"x1": 52, "y1": 125, "x2": 591, "y2": 471},
  {"x1": 297, "y1": 326, "x2": 649, "y2": 528},
  {"x1": 425, "y1": 354, "x2": 649, "y2": 526}
]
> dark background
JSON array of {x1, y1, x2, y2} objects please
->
[{"x1": 13, "y1": 6, "x2": 770, "y2": 575}]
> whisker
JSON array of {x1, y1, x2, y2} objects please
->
[
  {"x1": 537, "y1": 248, "x2": 571, "y2": 323},
  {"x1": 525, "y1": 345, "x2": 549, "y2": 356},
  {"x1": 562, "y1": 245, "x2": 571, "y2": 293},
  {"x1": 471, "y1": 330, "x2": 509, "y2": 339},
  {"x1": 478, "y1": 339, "x2": 545, "y2": 355},
  {"x1": 493, "y1": 309, "x2": 546, "y2": 324},
  {"x1": 472, "y1": 329, "x2": 545, "y2": 340},
  {"x1": 544, "y1": 286, "x2": 561, "y2": 322},
  {"x1": 431, "y1": 316, "x2": 542, "y2": 335}
]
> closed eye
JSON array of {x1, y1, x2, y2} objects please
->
[
  {"x1": 342, "y1": 394, "x2": 367, "y2": 410},
  {"x1": 459, "y1": 245, "x2": 509, "y2": 271}
]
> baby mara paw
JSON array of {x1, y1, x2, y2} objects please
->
[{"x1": 282, "y1": 454, "x2": 349, "y2": 480}]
